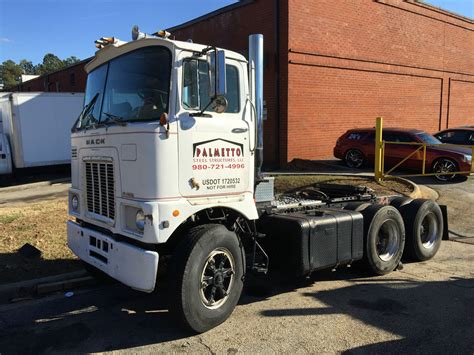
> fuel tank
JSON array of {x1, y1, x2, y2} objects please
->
[{"x1": 258, "y1": 208, "x2": 364, "y2": 276}]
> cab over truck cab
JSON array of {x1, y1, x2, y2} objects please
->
[{"x1": 68, "y1": 28, "x2": 446, "y2": 333}]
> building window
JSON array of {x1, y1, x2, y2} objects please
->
[{"x1": 70, "y1": 73, "x2": 76, "y2": 86}]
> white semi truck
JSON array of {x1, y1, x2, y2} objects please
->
[
  {"x1": 67, "y1": 28, "x2": 446, "y2": 333},
  {"x1": 0, "y1": 92, "x2": 84, "y2": 175}
]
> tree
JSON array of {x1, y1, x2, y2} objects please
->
[
  {"x1": 0, "y1": 60, "x2": 22, "y2": 88},
  {"x1": 0, "y1": 54, "x2": 81, "y2": 88},
  {"x1": 37, "y1": 53, "x2": 65, "y2": 75},
  {"x1": 19, "y1": 59, "x2": 37, "y2": 75},
  {"x1": 63, "y1": 56, "x2": 81, "y2": 67}
]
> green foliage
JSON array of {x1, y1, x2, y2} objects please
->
[
  {"x1": 19, "y1": 60, "x2": 36, "y2": 75},
  {"x1": 63, "y1": 56, "x2": 81, "y2": 66},
  {"x1": 37, "y1": 53, "x2": 65, "y2": 75},
  {"x1": 0, "y1": 54, "x2": 81, "y2": 89},
  {"x1": 0, "y1": 60, "x2": 23, "y2": 88}
]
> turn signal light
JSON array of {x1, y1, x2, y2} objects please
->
[{"x1": 160, "y1": 112, "x2": 168, "y2": 126}]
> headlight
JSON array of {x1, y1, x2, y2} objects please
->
[
  {"x1": 463, "y1": 154, "x2": 472, "y2": 163},
  {"x1": 71, "y1": 195, "x2": 79, "y2": 211},
  {"x1": 135, "y1": 210, "x2": 145, "y2": 231}
]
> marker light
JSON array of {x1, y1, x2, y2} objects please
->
[
  {"x1": 135, "y1": 210, "x2": 145, "y2": 231},
  {"x1": 154, "y1": 30, "x2": 171, "y2": 39},
  {"x1": 159, "y1": 112, "x2": 168, "y2": 126}
]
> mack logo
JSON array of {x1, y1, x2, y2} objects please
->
[
  {"x1": 86, "y1": 138, "x2": 105, "y2": 145},
  {"x1": 193, "y1": 139, "x2": 244, "y2": 158}
]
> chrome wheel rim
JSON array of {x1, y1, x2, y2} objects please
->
[
  {"x1": 376, "y1": 219, "x2": 400, "y2": 262},
  {"x1": 200, "y1": 248, "x2": 235, "y2": 309},
  {"x1": 434, "y1": 159, "x2": 456, "y2": 181},
  {"x1": 346, "y1": 150, "x2": 364, "y2": 168},
  {"x1": 420, "y1": 212, "x2": 438, "y2": 249}
]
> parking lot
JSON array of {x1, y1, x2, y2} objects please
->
[
  {"x1": 0, "y1": 239, "x2": 472, "y2": 354},
  {"x1": 0, "y1": 176, "x2": 472, "y2": 354}
]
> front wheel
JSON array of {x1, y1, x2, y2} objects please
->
[
  {"x1": 169, "y1": 224, "x2": 244, "y2": 333},
  {"x1": 432, "y1": 158, "x2": 458, "y2": 182}
]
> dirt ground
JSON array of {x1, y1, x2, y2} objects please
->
[
  {"x1": 274, "y1": 174, "x2": 413, "y2": 196},
  {"x1": 0, "y1": 199, "x2": 81, "y2": 284}
]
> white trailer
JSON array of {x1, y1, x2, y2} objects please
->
[{"x1": 0, "y1": 92, "x2": 84, "y2": 175}]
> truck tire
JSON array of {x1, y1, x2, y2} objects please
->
[
  {"x1": 398, "y1": 199, "x2": 443, "y2": 261},
  {"x1": 389, "y1": 196, "x2": 412, "y2": 209},
  {"x1": 168, "y1": 224, "x2": 244, "y2": 333},
  {"x1": 361, "y1": 205, "x2": 405, "y2": 275}
]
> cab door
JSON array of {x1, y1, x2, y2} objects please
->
[{"x1": 177, "y1": 54, "x2": 252, "y2": 199}]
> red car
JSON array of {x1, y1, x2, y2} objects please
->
[
  {"x1": 334, "y1": 128, "x2": 472, "y2": 181},
  {"x1": 434, "y1": 126, "x2": 474, "y2": 146}
]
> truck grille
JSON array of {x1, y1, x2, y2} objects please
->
[{"x1": 85, "y1": 161, "x2": 115, "y2": 220}]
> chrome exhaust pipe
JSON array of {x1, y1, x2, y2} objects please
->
[{"x1": 249, "y1": 34, "x2": 264, "y2": 180}]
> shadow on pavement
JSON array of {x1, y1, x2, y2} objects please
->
[
  {"x1": 0, "y1": 253, "x2": 83, "y2": 286},
  {"x1": 0, "y1": 267, "x2": 385, "y2": 354},
  {"x1": 260, "y1": 277, "x2": 474, "y2": 353}
]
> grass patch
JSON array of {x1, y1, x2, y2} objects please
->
[
  {"x1": 0, "y1": 199, "x2": 81, "y2": 285},
  {"x1": 0, "y1": 213, "x2": 22, "y2": 225}
]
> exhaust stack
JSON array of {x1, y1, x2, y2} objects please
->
[{"x1": 249, "y1": 34, "x2": 264, "y2": 181}]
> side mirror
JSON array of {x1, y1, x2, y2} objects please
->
[{"x1": 207, "y1": 49, "x2": 226, "y2": 98}]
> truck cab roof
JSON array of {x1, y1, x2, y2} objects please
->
[{"x1": 85, "y1": 36, "x2": 247, "y2": 73}]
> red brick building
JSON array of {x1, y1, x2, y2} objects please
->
[
  {"x1": 12, "y1": 59, "x2": 89, "y2": 93},
  {"x1": 13, "y1": 0, "x2": 474, "y2": 166}
]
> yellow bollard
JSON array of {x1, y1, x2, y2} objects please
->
[{"x1": 374, "y1": 117, "x2": 383, "y2": 182}]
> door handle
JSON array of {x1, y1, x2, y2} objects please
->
[{"x1": 232, "y1": 128, "x2": 248, "y2": 133}]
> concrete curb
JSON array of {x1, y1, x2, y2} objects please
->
[
  {"x1": 0, "y1": 269, "x2": 95, "y2": 303},
  {"x1": 0, "y1": 178, "x2": 71, "y2": 193}
]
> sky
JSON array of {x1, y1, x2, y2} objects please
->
[
  {"x1": 0, "y1": 0, "x2": 473, "y2": 65},
  {"x1": 0, "y1": 0, "x2": 237, "y2": 64}
]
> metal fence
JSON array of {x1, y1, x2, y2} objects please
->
[{"x1": 374, "y1": 117, "x2": 474, "y2": 182}]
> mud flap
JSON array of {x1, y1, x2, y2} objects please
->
[{"x1": 440, "y1": 205, "x2": 449, "y2": 240}]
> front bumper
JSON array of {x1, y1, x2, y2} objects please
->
[{"x1": 67, "y1": 221, "x2": 159, "y2": 292}]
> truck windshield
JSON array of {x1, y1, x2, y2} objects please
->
[{"x1": 76, "y1": 46, "x2": 171, "y2": 130}]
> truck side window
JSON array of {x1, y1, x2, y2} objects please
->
[{"x1": 182, "y1": 59, "x2": 240, "y2": 114}]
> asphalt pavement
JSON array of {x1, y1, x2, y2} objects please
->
[{"x1": 0, "y1": 240, "x2": 472, "y2": 354}]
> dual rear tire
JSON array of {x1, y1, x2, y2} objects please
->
[{"x1": 357, "y1": 198, "x2": 443, "y2": 275}]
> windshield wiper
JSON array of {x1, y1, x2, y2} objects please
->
[
  {"x1": 102, "y1": 112, "x2": 127, "y2": 127},
  {"x1": 71, "y1": 93, "x2": 100, "y2": 132}
]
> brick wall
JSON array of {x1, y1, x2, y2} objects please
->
[
  {"x1": 285, "y1": 0, "x2": 474, "y2": 162},
  {"x1": 13, "y1": 61, "x2": 88, "y2": 93},
  {"x1": 170, "y1": 0, "x2": 284, "y2": 166}
]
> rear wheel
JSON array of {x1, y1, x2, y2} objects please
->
[
  {"x1": 169, "y1": 224, "x2": 244, "y2": 333},
  {"x1": 361, "y1": 205, "x2": 405, "y2": 275},
  {"x1": 432, "y1": 158, "x2": 458, "y2": 182},
  {"x1": 345, "y1": 149, "x2": 365, "y2": 168},
  {"x1": 398, "y1": 199, "x2": 443, "y2": 261}
]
